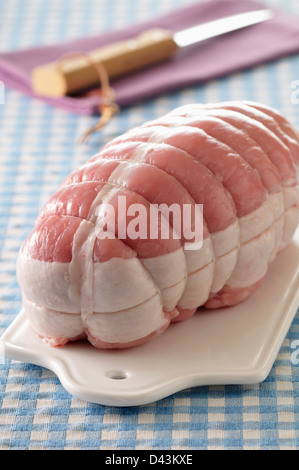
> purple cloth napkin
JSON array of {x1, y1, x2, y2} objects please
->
[{"x1": 1, "y1": 0, "x2": 299, "y2": 115}]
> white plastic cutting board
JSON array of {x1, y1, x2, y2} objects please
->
[{"x1": 1, "y1": 228, "x2": 298, "y2": 407}]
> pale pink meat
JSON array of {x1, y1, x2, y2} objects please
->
[
  {"x1": 156, "y1": 104, "x2": 299, "y2": 307},
  {"x1": 18, "y1": 214, "x2": 175, "y2": 348},
  {"x1": 167, "y1": 103, "x2": 298, "y2": 185},
  {"x1": 103, "y1": 126, "x2": 267, "y2": 217},
  {"x1": 16, "y1": 101, "x2": 299, "y2": 349},
  {"x1": 18, "y1": 180, "x2": 185, "y2": 347},
  {"x1": 62, "y1": 158, "x2": 214, "y2": 321},
  {"x1": 244, "y1": 101, "x2": 299, "y2": 168},
  {"x1": 94, "y1": 141, "x2": 240, "y2": 300},
  {"x1": 103, "y1": 124, "x2": 274, "y2": 307},
  {"x1": 93, "y1": 142, "x2": 237, "y2": 233},
  {"x1": 61, "y1": 158, "x2": 205, "y2": 245},
  {"x1": 167, "y1": 103, "x2": 299, "y2": 248},
  {"x1": 142, "y1": 112, "x2": 284, "y2": 259}
]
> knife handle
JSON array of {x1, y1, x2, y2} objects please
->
[{"x1": 31, "y1": 29, "x2": 178, "y2": 98}]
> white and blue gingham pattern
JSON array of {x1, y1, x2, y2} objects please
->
[{"x1": 0, "y1": 0, "x2": 299, "y2": 450}]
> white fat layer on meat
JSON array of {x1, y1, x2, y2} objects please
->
[
  {"x1": 160, "y1": 278, "x2": 187, "y2": 311},
  {"x1": 141, "y1": 249, "x2": 187, "y2": 287},
  {"x1": 280, "y1": 185, "x2": 299, "y2": 247},
  {"x1": 93, "y1": 256, "x2": 162, "y2": 313},
  {"x1": 103, "y1": 141, "x2": 243, "y2": 296},
  {"x1": 271, "y1": 214, "x2": 284, "y2": 261},
  {"x1": 178, "y1": 262, "x2": 214, "y2": 309},
  {"x1": 88, "y1": 183, "x2": 119, "y2": 224},
  {"x1": 209, "y1": 226, "x2": 239, "y2": 294},
  {"x1": 108, "y1": 159, "x2": 144, "y2": 183},
  {"x1": 86, "y1": 179, "x2": 188, "y2": 310},
  {"x1": 281, "y1": 205, "x2": 299, "y2": 248},
  {"x1": 238, "y1": 197, "x2": 273, "y2": 244},
  {"x1": 121, "y1": 135, "x2": 276, "y2": 246},
  {"x1": 270, "y1": 191, "x2": 284, "y2": 219},
  {"x1": 210, "y1": 220, "x2": 240, "y2": 257},
  {"x1": 100, "y1": 148, "x2": 227, "y2": 307},
  {"x1": 18, "y1": 101, "x2": 299, "y2": 350},
  {"x1": 68, "y1": 219, "x2": 96, "y2": 323},
  {"x1": 17, "y1": 253, "x2": 80, "y2": 313},
  {"x1": 227, "y1": 225, "x2": 276, "y2": 288},
  {"x1": 118, "y1": 138, "x2": 288, "y2": 253},
  {"x1": 183, "y1": 238, "x2": 215, "y2": 306},
  {"x1": 18, "y1": 220, "x2": 97, "y2": 317},
  {"x1": 106, "y1": 155, "x2": 217, "y2": 306},
  {"x1": 140, "y1": 248, "x2": 187, "y2": 311},
  {"x1": 209, "y1": 194, "x2": 283, "y2": 288},
  {"x1": 86, "y1": 293, "x2": 166, "y2": 343},
  {"x1": 210, "y1": 247, "x2": 239, "y2": 294},
  {"x1": 182, "y1": 237, "x2": 213, "y2": 273},
  {"x1": 23, "y1": 297, "x2": 85, "y2": 340},
  {"x1": 283, "y1": 185, "x2": 299, "y2": 210}
]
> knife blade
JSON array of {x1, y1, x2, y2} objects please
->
[
  {"x1": 174, "y1": 9, "x2": 273, "y2": 47},
  {"x1": 32, "y1": 9, "x2": 273, "y2": 97}
]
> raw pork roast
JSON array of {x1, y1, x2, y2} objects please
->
[{"x1": 17, "y1": 101, "x2": 299, "y2": 349}]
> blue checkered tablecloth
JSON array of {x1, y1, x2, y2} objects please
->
[{"x1": 0, "y1": 0, "x2": 299, "y2": 450}]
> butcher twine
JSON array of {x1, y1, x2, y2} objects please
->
[{"x1": 56, "y1": 51, "x2": 119, "y2": 143}]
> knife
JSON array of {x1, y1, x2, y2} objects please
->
[{"x1": 32, "y1": 9, "x2": 273, "y2": 98}]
